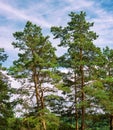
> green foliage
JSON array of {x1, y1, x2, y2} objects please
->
[
  {"x1": 51, "y1": 11, "x2": 102, "y2": 130},
  {"x1": 56, "y1": 83, "x2": 71, "y2": 93},
  {"x1": 0, "y1": 48, "x2": 8, "y2": 64},
  {"x1": 2, "y1": 11, "x2": 113, "y2": 130},
  {"x1": 17, "y1": 109, "x2": 60, "y2": 130},
  {"x1": 9, "y1": 20, "x2": 58, "y2": 107},
  {"x1": 0, "y1": 75, "x2": 14, "y2": 129},
  {"x1": 84, "y1": 80, "x2": 110, "y2": 111},
  {"x1": 8, "y1": 21, "x2": 59, "y2": 130},
  {"x1": 0, "y1": 49, "x2": 15, "y2": 130},
  {"x1": 9, "y1": 21, "x2": 57, "y2": 79}
]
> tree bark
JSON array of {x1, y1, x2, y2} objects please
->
[
  {"x1": 110, "y1": 114, "x2": 113, "y2": 130},
  {"x1": 40, "y1": 88, "x2": 44, "y2": 109},
  {"x1": 41, "y1": 119, "x2": 46, "y2": 130},
  {"x1": 81, "y1": 69, "x2": 85, "y2": 130},
  {"x1": 75, "y1": 112, "x2": 79, "y2": 130},
  {"x1": 75, "y1": 74, "x2": 79, "y2": 130},
  {"x1": 33, "y1": 68, "x2": 46, "y2": 130},
  {"x1": 81, "y1": 91, "x2": 85, "y2": 130},
  {"x1": 33, "y1": 67, "x2": 40, "y2": 110},
  {"x1": 80, "y1": 48, "x2": 85, "y2": 130}
]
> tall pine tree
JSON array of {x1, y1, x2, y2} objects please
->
[
  {"x1": 51, "y1": 11, "x2": 101, "y2": 130},
  {"x1": 9, "y1": 21, "x2": 58, "y2": 130}
]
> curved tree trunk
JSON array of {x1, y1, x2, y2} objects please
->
[{"x1": 33, "y1": 67, "x2": 46, "y2": 130}]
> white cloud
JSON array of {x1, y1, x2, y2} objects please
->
[
  {"x1": 88, "y1": 6, "x2": 113, "y2": 47},
  {"x1": 0, "y1": 0, "x2": 113, "y2": 66},
  {"x1": 0, "y1": 26, "x2": 14, "y2": 50},
  {"x1": 0, "y1": 1, "x2": 52, "y2": 28}
]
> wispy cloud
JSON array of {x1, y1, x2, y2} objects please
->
[
  {"x1": 87, "y1": 4, "x2": 113, "y2": 47},
  {"x1": 0, "y1": 0, "x2": 113, "y2": 66},
  {"x1": 0, "y1": 1, "x2": 52, "y2": 28}
]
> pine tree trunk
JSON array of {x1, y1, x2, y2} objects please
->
[
  {"x1": 80, "y1": 48, "x2": 85, "y2": 130},
  {"x1": 33, "y1": 67, "x2": 40, "y2": 110},
  {"x1": 75, "y1": 112, "x2": 79, "y2": 130},
  {"x1": 81, "y1": 93, "x2": 85, "y2": 130},
  {"x1": 33, "y1": 68, "x2": 46, "y2": 130},
  {"x1": 75, "y1": 74, "x2": 79, "y2": 130},
  {"x1": 110, "y1": 114, "x2": 113, "y2": 130},
  {"x1": 40, "y1": 89, "x2": 44, "y2": 109},
  {"x1": 41, "y1": 119, "x2": 46, "y2": 130},
  {"x1": 81, "y1": 71, "x2": 85, "y2": 130},
  {"x1": 40, "y1": 90, "x2": 47, "y2": 130}
]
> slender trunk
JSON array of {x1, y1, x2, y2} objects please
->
[
  {"x1": 81, "y1": 65, "x2": 85, "y2": 130},
  {"x1": 80, "y1": 48, "x2": 85, "y2": 130},
  {"x1": 110, "y1": 114, "x2": 113, "y2": 130},
  {"x1": 40, "y1": 89, "x2": 46, "y2": 130},
  {"x1": 33, "y1": 68, "x2": 46, "y2": 130},
  {"x1": 32, "y1": 50, "x2": 40, "y2": 110},
  {"x1": 32, "y1": 51, "x2": 46, "y2": 130},
  {"x1": 81, "y1": 89, "x2": 85, "y2": 130},
  {"x1": 75, "y1": 74, "x2": 79, "y2": 130},
  {"x1": 33, "y1": 67, "x2": 39, "y2": 110},
  {"x1": 40, "y1": 89, "x2": 44, "y2": 109},
  {"x1": 41, "y1": 119, "x2": 46, "y2": 130},
  {"x1": 75, "y1": 111, "x2": 79, "y2": 130}
]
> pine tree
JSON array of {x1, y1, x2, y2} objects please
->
[
  {"x1": 0, "y1": 48, "x2": 14, "y2": 130},
  {"x1": 9, "y1": 21, "x2": 58, "y2": 130},
  {"x1": 84, "y1": 46, "x2": 113, "y2": 129},
  {"x1": 102, "y1": 47, "x2": 113, "y2": 130},
  {"x1": 51, "y1": 11, "x2": 100, "y2": 130}
]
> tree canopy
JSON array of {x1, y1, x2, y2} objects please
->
[{"x1": 0, "y1": 11, "x2": 113, "y2": 130}]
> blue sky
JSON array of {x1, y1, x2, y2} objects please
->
[{"x1": 0, "y1": 0, "x2": 113, "y2": 67}]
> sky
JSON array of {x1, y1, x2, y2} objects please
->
[{"x1": 0, "y1": 0, "x2": 113, "y2": 67}]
